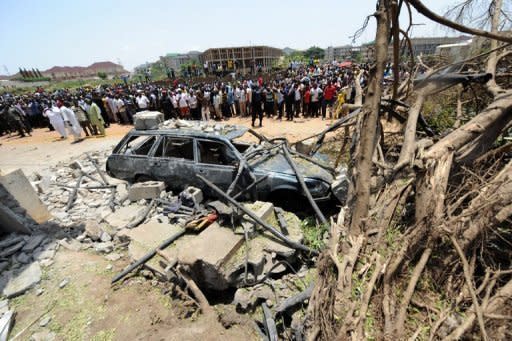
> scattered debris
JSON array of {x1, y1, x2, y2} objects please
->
[{"x1": 58, "y1": 278, "x2": 69, "y2": 289}]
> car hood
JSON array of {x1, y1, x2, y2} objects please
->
[{"x1": 249, "y1": 152, "x2": 334, "y2": 184}]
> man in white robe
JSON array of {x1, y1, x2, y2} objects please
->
[
  {"x1": 58, "y1": 101, "x2": 83, "y2": 141},
  {"x1": 43, "y1": 106, "x2": 67, "y2": 139}
]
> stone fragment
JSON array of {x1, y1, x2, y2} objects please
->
[
  {"x1": 22, "y1": 234, "x2": 46, "y2": 252},
  {"x1": 59, "y1": 278, "x2": 69, "y2": 289},
  {"x1": 16, "y1": 252, "x2": 31, "y2": 264},
  {"x1": 84, "y1": 220, "x2": 102, "y2": 241},
  {"x1": 100, "y1": 231, "x2": 112, "y2": 242},
  {"x1": 94, "y1": 242, "x2": 114, "y2": 254},
  {"x1": 39, "y1": 316, "x2": 51, "y2": 327},
  {"x1": 2, "y1": 262, "x2": 41, "y2": 298},
  {"x1": 0, "y1": 240, "x2": 26, "y2": 258},
  {"x1": 58, "y1": 239, "x2": 81, "y2": 252}
]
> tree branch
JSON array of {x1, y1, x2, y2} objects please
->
[{"x1": 407, "y1": 0, "x2": 512, "y2": 43}]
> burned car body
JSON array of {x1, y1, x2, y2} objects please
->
[{"x1": 106, "y1": 120, "x2": 346, "y2": 207}]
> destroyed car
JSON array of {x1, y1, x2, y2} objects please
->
[{"x1": 106, "y1": 119, "x2": 346, "y2": 208}]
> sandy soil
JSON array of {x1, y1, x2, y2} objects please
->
[{"x1": 0, "y1": 116, "x2": 334, "y2": 176}]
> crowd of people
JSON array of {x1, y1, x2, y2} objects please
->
[{"x1": 0, "y1": 61, "x2": 386, "y2": 142}]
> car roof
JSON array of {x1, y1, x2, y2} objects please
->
[{"x1": 132, "y1": 119, "x2": 249, "y2": 140}]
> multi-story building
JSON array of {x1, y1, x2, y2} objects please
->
[
  {"x1": 199, "y1": 45, "x2": 283, "y2": 75},
  {"x1": 406, "y1": 36, "x2": 471, "y2": 57},
  {"x1": 159, "y1": 51, "x2": 201, "y2": 71},
  {"x1": 326, "y1": 45, "x2": 355, "y2": 61}
]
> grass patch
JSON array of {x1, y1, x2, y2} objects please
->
[
  {"x1": 300, "y1": 217, "x2": 329, "y2": 251},
  {"x1": 91, "y1": 328, "x2": 116, "y2": 341}
]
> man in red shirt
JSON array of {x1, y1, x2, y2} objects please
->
[{"x1": 322, "y1": 81, "x2": 337, "y2": 120}]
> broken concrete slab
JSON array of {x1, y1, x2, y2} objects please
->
[
  {"x1": 103, "y1": 205, "x2": 146, "y2": 230},
  {"x1": 0, "y1": 203, "x2": 32, "y2": 235},
  {"x1": 178, "y1": 223, "x2": 244, "y2": 290},
  {"x1": 22, "y1": 234, "x2": 46, "y2": 252},
  {"x1": 223, "y1": 202, "x2": 304, "y2": 284},
  {"x1": 2, "y1": 262, "x2": 42, "y2": 298},
  {"x1": 16, "y1": 252, "x2": 32, "y2": 264},
  {"x1": 0, "y1": 169, "x2": 51, "y2": 223},
  {"x1": 0, "y1": 240, "x2": 26, "y2": 258},
  {"x1": 120, "y1": 222, "x2": 186, "y2": 273},
  {"x1": 128, "y1": 181, "x2": 165, "y2": 202},
  {"x1": 0, "y1": 235, "x2": 24, "y2": 249}
]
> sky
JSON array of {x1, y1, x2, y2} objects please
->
[{"x1": 0, "y1": 0, "x2": 463, "y2": 73}]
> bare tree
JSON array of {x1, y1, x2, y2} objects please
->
[{"x1": 306, "y1": 0, "x2": 512, "y2": 339}]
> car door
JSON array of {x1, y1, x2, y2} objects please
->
[
  {"x1": 150, "y1": 135, "x2": 198, "y2": 191},
  {"x1": 107, "y1": 133, "x2": 158, "y2": 181},
  {"x1": 195, "y1": 138, "x2": 238, "y2": 193}
]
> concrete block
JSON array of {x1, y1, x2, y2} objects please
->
[
  {"x1": 181, "y1": 186, "x2": 203, "y2": 205},
  {"x1": 0, "y1": 169, "x2": 51, "y2": 224},
  {"x1": 133, "y1": 111, "x2": 164, "y2": 130},
  {"x1": 128, "y1": 181, "x2": 165, "y2": 202}
]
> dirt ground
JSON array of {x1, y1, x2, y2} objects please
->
[
  {"x1": 9, "y1": 249, "x2": 253, "y2": 341},
  {"x1": 0, "y1": 116, "x2": 334, "y2": 340},
  {"x1": 0, "y1": 116, "x2": 334, "y2": 176}
]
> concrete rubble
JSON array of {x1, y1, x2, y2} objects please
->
[{"x1": 0, "y1": 148, "x2": 318, "y2": 339}]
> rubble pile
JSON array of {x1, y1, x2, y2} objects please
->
[{"x1": 0, "y1": 147, "x2": 320, "y2": 338}]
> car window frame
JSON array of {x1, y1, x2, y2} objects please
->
[
  {"x1": 115, "y1": 133, "x2": 159, "y2": 158},
  {"x1": 152, "y1": 134, "x2": 196, "y2": 161},
  {"x1": 195, "y1": 137, "x2": 240, "y2": 168}
]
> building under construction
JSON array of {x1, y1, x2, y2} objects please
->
[{"x1": 199, "y1": 45, "x2": 283, "y2": 75}]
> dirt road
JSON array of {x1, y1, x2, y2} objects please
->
[{"x1": 0, "y1": 116, "x2": 334, "y2": 175}]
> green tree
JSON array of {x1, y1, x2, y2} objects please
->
[
  {"x1": 304, "y1": 46, "x2": 325, "y2": 60},
  {"x1": 97, "y1": 72, "x2": 107, "y2": 80}
]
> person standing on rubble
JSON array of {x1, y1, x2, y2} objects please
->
[{"x1": 85, "y1": 97, "x2": 105, "y2": 136}]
